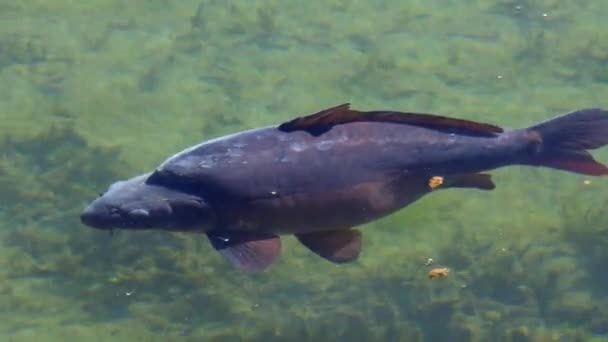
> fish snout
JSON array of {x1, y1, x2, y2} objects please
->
[{"x1": 80, "y1": 203, "x2": 113, "y2": 229}]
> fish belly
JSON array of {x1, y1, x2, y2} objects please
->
[{"x1": 217, "y1": 174, "x2": 431, "y2": 235}]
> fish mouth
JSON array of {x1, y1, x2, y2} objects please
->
[
  {"x1": 80, "y1": 204, "x2": 120, "y2": 230},
  {"x1": 80, "y1": 205, "x2": 161, "y2": 230},
  {"x1": 80, "y1": 206, "x2": 107, "y2": 229}
]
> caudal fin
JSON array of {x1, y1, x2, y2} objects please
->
[{"x1": 526, "y1": 108, "x2": 608, "y2": 175}]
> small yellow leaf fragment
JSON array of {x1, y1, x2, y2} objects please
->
[
  {"x1": 428, "y1": 176, "x2": 444, "y2": 189},
  {"x1": 428, "y1": 267, "x2": 450, "y2": 279}
]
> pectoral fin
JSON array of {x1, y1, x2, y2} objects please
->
[
  {"x1": 207, "y1": 232, "x2": 281, "y2": 273},
  {"x1": 295, "y1": 229, "x2": 362, "y2": 263}
]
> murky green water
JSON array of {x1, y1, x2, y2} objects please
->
[{"x1": 2, "y1": 1, "x2": 608, "y2": 341}]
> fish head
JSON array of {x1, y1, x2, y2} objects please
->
[{"x1": 81, "y1": 173, "x2": 215, "y2": 232}]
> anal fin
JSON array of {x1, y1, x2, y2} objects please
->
[
  {"x1": 295, "y1": 229, "x2": 362, "y2": 264},
  {"x1": 445, "y1": 173, "x2": 496, "y2": 190},
  {"x1": 207, "y1": 232, "x2": 281, "y2": 273}
]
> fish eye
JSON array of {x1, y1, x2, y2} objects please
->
[{"x1": 98, "y1": 192, "x2": 104, "y2": 197}]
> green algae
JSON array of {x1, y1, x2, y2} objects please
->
[{"x1": 1, "y1": 0, "x2": 608, "y2": 341}]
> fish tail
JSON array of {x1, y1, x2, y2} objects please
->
[{"x1": 524, "y1": 107, "x2": 608, "y2": 175}]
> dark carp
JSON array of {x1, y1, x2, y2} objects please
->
[{"x1": 81, "y1": 104, "x2": 608, "y2": 272}]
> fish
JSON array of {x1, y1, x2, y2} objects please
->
[{"x1": 81, "y1": 103, "x2": 608, "y2": 272}]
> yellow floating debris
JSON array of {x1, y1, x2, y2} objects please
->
[
  {"x1": 428, "y1": 176, "x2": 444, "y2": 189},
  {"x1": 428, "y1": 267, "x2": 450, "y2": 279}
]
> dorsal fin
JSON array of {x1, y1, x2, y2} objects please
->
[{"x1": 278, "y1": 103, "x2": 504, "y2": 137}]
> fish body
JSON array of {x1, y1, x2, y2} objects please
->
[
  {"x1": 147, "y1": 121, "x2": 514, "y2": 234},
  {"x1": 81, "y1": 104, "x2": 608, "y2": 272}
]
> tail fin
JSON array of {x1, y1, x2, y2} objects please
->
[{"x1": 526, "y1": 108, "x2": 608, "y2": 176}]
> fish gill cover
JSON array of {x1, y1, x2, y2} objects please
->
[{"x1": 0, "y1": 0, "x2": 608, "y2": 341}]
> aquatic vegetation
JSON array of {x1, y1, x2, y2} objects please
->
[
  {"x1": 0, "y1": 128, "x2": 605, "y2": 340},
  {"x1": 1, "y1": 0, "x2": 608, "y2": 341},
  {"x1": 0, "y1": 125, "x2": 127, "y2": 226},
  {"x1": 560, "y1": 182, "x2": 608, "y2": 297}
]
